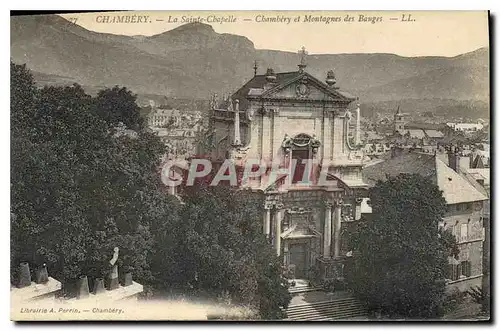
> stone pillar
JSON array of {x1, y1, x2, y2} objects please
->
[
  {"x1": 233, "y1": 99, "x2": 241, "y2": 146},
  {"x1": 355, "y1": 105, "x2": 361, "y2": 146},
  {"x1": 333, "y1": 202, "x2": 342, "y2": 258},
  {"x1": 323, "y1": 203, "x2": 333, "y2": 259},
  {"x1": 275, "y1": 207, "x2": 283, "y2": 256},
  {"x1": 263, "y1": 206, "x2": 271, "y2": 238}
]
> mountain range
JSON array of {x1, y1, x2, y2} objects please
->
[{"x1": 11, "y1": 14, "x2": 489, "y2": 105}]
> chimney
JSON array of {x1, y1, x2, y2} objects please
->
[
  {"x1": 325, "y1": 70, "x2": 338, "y2": 89},
  {"x1": 18, "y1": 262, "x2": 32, "y2": 288},
  {"x1": 448, "y1": 146, "x2": 470, "y2": 172},
  {"x1": 122, "y1": 272, "x2": 133, "y2": 287},
  {"x1": 77, "y1": 275, "x2": 90, "y2": 299},
  {"x1": 265, "y1": 68, "x2": 277, "y2": 89},
  {"x1": 93, "y1": 278, "x2": 106, "y2": 295},
  {"x1": 35, "y1": 263, "x2": 49, "y2": 284},
  {"x1": 108, "y1": 264, "x2": 119, "y2": 290}
]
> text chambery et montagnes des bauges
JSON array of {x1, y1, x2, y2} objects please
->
[{"x1": 94, "y1": 13, "x2": 384, "y2": 25}]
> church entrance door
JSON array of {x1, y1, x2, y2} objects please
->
[{"x1": 289, "y1": 243, "x2": 308, "y2": 279}]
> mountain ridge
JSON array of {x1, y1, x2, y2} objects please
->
[{"x1": 11, "y1": 15, "x2": 489, "y2": 102}]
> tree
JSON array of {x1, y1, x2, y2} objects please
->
[
  {"x1": 346, "y1": 174, "x2": 458, "y2": 318},
  {"x1": 10, "y1": 62, "x2": 178, "y2": 293},
  {"x1": 151, "y1": 184, "x2": 291, "y2": 319},
  {"x1": 93, "y1": 86, "x2": 144, "y2": 130},
  {"x1": 11, "y1": 63, "x2": 290, "y2": 319}
]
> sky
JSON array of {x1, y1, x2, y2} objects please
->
[{"x1": 59, "y1": 11, "x2": 489, "y2": 57}]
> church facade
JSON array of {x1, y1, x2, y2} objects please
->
[{"x1": 207, "y1": 50, "x2": 368, "y2": 281}]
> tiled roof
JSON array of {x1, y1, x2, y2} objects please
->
[
  {"x1": 403, "y1": 129, "x2": 426, "y2": 139},
  {"x1": 436, "y1": 158, "x2": 487, "y2": 204},
  {"x1": 362, "y1": 152, "x2": 487, "y2": 204},
  {"x1": 363, "y1": 153, "x2": 437, "y2": 186},
  {"x1": 424, "y1": 129, "x2": 444, "y2": 138}
]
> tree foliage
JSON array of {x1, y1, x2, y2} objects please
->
[
  {"x1": 10, "y1": 62, "x2": 176, "y2": 292},
  {"x1": 93, "y1": 85, "x2": 144, "y2": 130},
  {"x1": 152, "y1": 184, "x2": 291, "y2": 319},
  {"x1": 11, "y1": 62, "x2": 290, "y2": 319},
  {"x1": 346, "y1": 173, "x2": 458, "y2": 318}
]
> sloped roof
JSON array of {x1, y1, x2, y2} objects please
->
[
  {"x1": 403, "y1": 129, "x2": 426, "y2": 139},
  {"x1": 406, "y1": 122, "x2": 445, "y2": 130},
  {"x1": 231, "y1": 70, "x2": 356, "y2": 110},
  {"x1": 365, "y1": 131, "x2": 384, "y2": 141},
  {"x1": 362, "y1": 152, "x2": 487, "y2": 204},
  {"x1": 425, "y1": 129, "x2": 444, "y2": 138},
  {"x1": 231, "y1": 71, "x2": 300, "y2": 109},
  {"x1": 435, "y1": 157, "x2": 487, "y2": 204},
  {"x1": 363, "y1": 153, "x2": 437, "y2": 186}
]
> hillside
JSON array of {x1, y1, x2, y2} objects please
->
[{"x1": 11, "y1": 14, "x2": 489, "y2": 104}]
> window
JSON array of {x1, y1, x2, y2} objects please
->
[
  {"x1": 460, "y1": 261, "x2": 471, "y2": 278},
  {"x1": 448, "y1": 264, "x2": 460, "y2": 281},
  {"x1": 448, "y1": 260, "x2": 471, "y2": 281},
  {"x1": 460, "y1": 223, "x2": 468, "y2": 242}
]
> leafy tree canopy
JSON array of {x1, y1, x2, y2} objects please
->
[
  {"x1": 11, "y1": 62, "x2": 175, "y2": 292},
  {"x1": 11, "y1": 62, "x2": 290, "y2": 319},
  {"x1": 346, "y1": 173, "x2": 458, "y2": 318},
  {"x1": 153, "y1": 184, "x2": 291, "y2": 319}
]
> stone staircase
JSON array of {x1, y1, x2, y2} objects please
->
[
  {"x1": 288, "y1": 282, "x2": 319, "y2": 294},
  {"x1": 285, "y1": 296, "x2": 367, "y2": 321}
]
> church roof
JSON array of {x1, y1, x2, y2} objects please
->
[
  {"x1": 231, "y1": 71, "x2": 299, "y2": 109},
  {"x1": 231, "y1": 70, "x2": 356, "y2": 110},
  {"x1": 362, "y1": 152, "x2": 487, "y2": 205}
]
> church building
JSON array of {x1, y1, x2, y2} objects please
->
[{"x1": 207, "y1": 48, "x2": 368, "y2": 282}]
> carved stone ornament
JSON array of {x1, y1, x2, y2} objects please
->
[
  {"x1": 295, "y1": 77, "x2": 311, "y2": 98},
  {"x1": 247, "y1": 107, "x2": 256, "y2": 121},
  {"x1": 282, "y1": 134, "x2": 293, "y2": 155},
  {"x1": 229, "y1": 145, "x2": 250, "y2": 160},
  {"x1": 344, "y1": 109, "x2": 352, "y2": 120},
  {"x1": 311, "y1": 134, "x2": 321, "y2": 154}
]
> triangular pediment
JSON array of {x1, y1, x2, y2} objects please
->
[{"x1": 261, "y1": 72, "x2": 356, "y2": 102}]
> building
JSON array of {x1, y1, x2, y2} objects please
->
[
  {"x1": 362, "y1": 150, "x2": 488, "y2": 292},
  {"x1": 147, "y1": 108, "x2": 204, "y2": 159},
  {"x1": 207, "y1": 48, "x2": 367, "y2": 282},
  {"x1": 446, "y1": 122, "x2": 484, "y2": 132},
  {"x1": 393, "y1": 106, "x2": 405, "y2": 135}
]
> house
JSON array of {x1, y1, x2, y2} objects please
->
[{"x1": 362, "y1": 150, "x2": 488, "y2": 292}]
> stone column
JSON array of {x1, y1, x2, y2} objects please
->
[
  {"x1": 323, "y1": 203, "x2": 333, "y2": 259},
  {"x1": 354, "y1": 105, "x2": 361, "y2": 146},
  {"x1": 233, "y1": 99, "x2": 241, "y2": 146},
  {"x1": 333, "y1": 201, "x2": 342, "y2": 258},
  {"x1": 275, "y1": 205, "x2": 283, "y2": 256},
  {"x1": 263, "y1": 205, "x2": 271, "y2": 238}
]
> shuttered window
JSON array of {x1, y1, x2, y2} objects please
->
[
  {"x1": 448, "y1": 264, "x2": 460, "y2": 281},
  {"x1": 460, "y1": 261, "x2": 471, "y2": 277}
]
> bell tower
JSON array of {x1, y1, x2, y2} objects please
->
[{"x1": 394, "y1": 105, "x2": 405, "y2": 134}]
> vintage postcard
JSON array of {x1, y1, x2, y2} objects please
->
[{"x1": 10, "y1": 10, "x2": 490, "y2": 321}]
